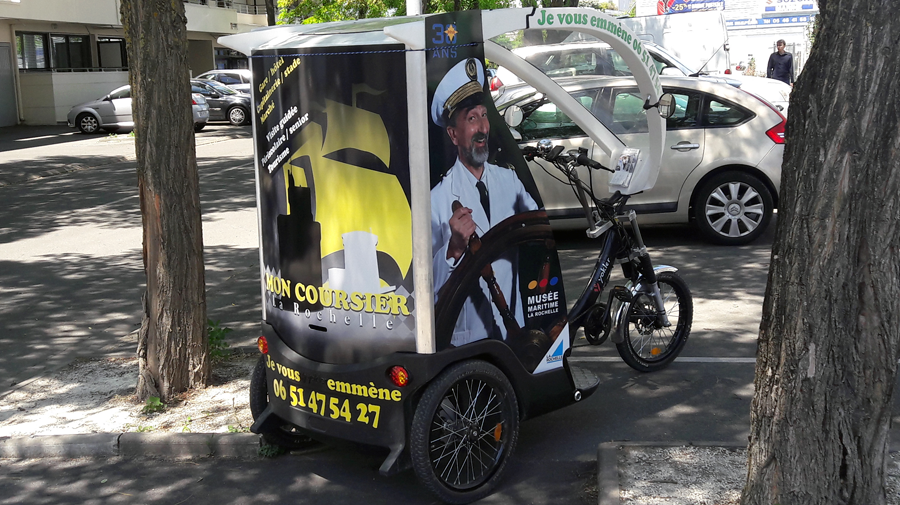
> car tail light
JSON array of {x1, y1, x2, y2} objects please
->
[
  {"x1": 766, "y1": 122, "x2": 785, "y2": 144},
  {"x1": 724, "y1": 68, "x2": 731, "y2": 74},
  {"x1": 192, "y1": 98, "x2": 199, "y2": 105},
  {"x1": 257, "y1": 336, "x2": 268, "y2": 354},
  {"x1": 490, "y1": 76, "x2": 503, "y2": 92},
  {"x1": 387, "y1": 366, "x2": 410, "y2": 387}
]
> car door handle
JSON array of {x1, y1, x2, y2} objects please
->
[{"x1": 670, "y1": 142, "x2": 700, "y2": 150}]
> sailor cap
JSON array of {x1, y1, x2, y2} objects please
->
[{"x1": 430, "y1": 58, "x2": 485, "y2": 127}]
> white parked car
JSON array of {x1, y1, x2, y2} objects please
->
[
  {"x1": 496, "y1": 75, "x2": 786, "y2": 245},
  {"x1": 194, "y1": 69, "x2": 252, "y2": 94},
  {"x1": 495, "y1": 39, "x2": 792, "y2": 115}
]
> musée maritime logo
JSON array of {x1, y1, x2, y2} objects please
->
[
  {"x1": 527, "y1": 276, "x2": 560, "y2": 291},
  {"x1": 430, "y1": 23, "x2": 461, "y2": 58}
]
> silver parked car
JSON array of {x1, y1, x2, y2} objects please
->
[
  {"x1": 496, "y1": 39, "x2": 792, "y2": 115},
  {"x1": 67, "y1": 85, "x2": 210, "y2": 134},
  {"x1": 496, "y1": 75, "x2": 786, "y2": 245},
  {"x1": 194, "y1": 69, "x2": 252, "y2": 94}
]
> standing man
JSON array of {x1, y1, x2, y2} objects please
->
[
  {"x1": 431, "y1": 57, "x2": 538, "y2": 347},
  {"x1": 767, "y1": 39, "x2": 795, "y2": 87}
]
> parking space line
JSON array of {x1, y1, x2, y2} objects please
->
[{"x1": 568, "y1": 356, "x2": 757, "y2": 363}]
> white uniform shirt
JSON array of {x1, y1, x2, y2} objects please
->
[{"x1": 431, "y1": 159, "x2": 539, "y2": 346}]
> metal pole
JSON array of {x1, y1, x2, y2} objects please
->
[{"x1": 406, "y1": 0, "x2": 421, "y2": 16}]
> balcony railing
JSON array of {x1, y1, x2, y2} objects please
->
[{"x1": 183, "y1": 0, "x2": 268, "y2": 16}]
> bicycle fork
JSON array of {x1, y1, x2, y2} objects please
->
[{"x1": 627, "y1": 211, "x2": 671, "y2": 328}]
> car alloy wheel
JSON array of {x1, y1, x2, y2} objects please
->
[
  {"x1": 694, "y1": 171, "x2": 774, "y2": 245},
  {"x1": 76, "y1": 113, "x2": 99, "y2": 134},
  {"x1": 228, "y1": 106, "x2": 248, "y2": 126}
]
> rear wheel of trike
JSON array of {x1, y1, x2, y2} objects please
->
[
  {"x1": 249, "y1": 355, "x2": 317, "y2": 449},
  {"x1": 410, "y1": 360, "x2": 519, "y2": 504}
]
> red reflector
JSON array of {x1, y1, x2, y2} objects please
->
[
  {"x1": 766, "y1": 122, "x2": 785, "y2": 144},
  {"x1": 490, "y1": 76, "x2": 503, "y2": 92},
  {"x1": 388, "y1": 366, "x2": 410, "y2": 387},
  {"x1": 257, "y1": 336, "x2": 268, "y2": 354}
]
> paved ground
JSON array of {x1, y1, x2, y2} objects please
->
[{"x1": 1, "y1": 124, "x2": 898, "y2": 505}]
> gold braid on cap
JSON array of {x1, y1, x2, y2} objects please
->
[{"x1": 444, "y1": 81, "x2": 483, "y2": 119}]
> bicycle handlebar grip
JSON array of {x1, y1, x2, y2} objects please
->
[{"x1": 576, "y1": 153, "x2": 611, "y2": 172}]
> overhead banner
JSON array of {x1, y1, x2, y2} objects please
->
[
  {"x1": 658, "y1": 0, "x2": 725, "y2": 14},
  {"x1": 253, "y1": 44, "x2": 417, "y2": 364},
  {"x1": 425, "y1": 11, "x2": 570, "y2": 373}
]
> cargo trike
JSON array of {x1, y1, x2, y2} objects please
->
[{"x1": 220, "y1": 8, "x2": 690, "y2": 503}]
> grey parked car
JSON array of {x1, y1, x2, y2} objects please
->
[
  {"x1": 190, "y1": 79, "x2": 251, "y2": 125},
  {"x1": 67, "y1": 85, "x2": 210, "y2": 134}
]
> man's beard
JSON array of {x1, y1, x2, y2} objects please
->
[{"x1": 461, "y1": 134, "x2": 489, "y2": 167}]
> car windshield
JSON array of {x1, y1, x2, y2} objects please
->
[{"x1": 202, "y1": 80, "x2": 238, "y2": 95}]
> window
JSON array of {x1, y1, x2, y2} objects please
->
[
  {"x1": 108, "y1": 87, "x2": 131, "y2": 100},
  {"x1": 516, "y1": 93, "x2": 593, "y2": 141},
  {"x1": 51, "y1": 34, "x2": 91, "y2": 69},
  {"x1": 217, "y1": 73, "x2": 242, "y2": 85},
  {"x1": 665, "y1": 91, "x2": 703, "y2": 129},
  {"x1": 594, "y1": 88, "x2": 701, "y2": 134},
  {"x1": 16, "y1": 33, "x2": 48, "y2": 70},
  {"x1": 703, "y1": 99, "x2": 752, "y2": 126},
  {"x1": 98, "y1": 37, "x2": 127, "y2": 68}
]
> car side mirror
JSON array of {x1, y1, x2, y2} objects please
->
[
  {"x1": 657, "y1": 93, "x2": 676, "y2": 119},
  {"x1": 643, "y1": 93, "x2": 676, "y2": 119},
  {"x1": 504, "y1": 105, "x2": 524, "y2": 127}
]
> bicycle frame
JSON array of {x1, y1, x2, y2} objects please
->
[{"x1": 545, "y1": 157, "x2": 673, "y2": 343}]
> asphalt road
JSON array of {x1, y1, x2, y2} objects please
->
[{"x1": 0, "y1": 124, "x2": 896, "y2": 504}]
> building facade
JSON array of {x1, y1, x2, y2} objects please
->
[
  {"x1": 0, "y1": 0, "x2": 268, "y2": 126},
  {"x1": 636, "y1": 0, "x2": 818, "y2": 78}
]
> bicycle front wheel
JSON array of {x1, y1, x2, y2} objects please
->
[{"x1": 616, "y1": 271, "x2": 692, "y2": 372}]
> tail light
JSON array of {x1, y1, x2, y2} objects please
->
[
  {"x1": 192, "y1": 98, "x2": 199, "y2": 105},
  {"x1": 490, "y1": 76, "x2": 503, "y2": 92},
  {"x1": 766, "y1": 122, "x2": 785, "y2": 144},
  {"x1": 724, "y1": 68, "x2": 731, "y2": 74},
  {"x1": 742, "y1": 89, "x2": 786, "y2": 145},
  {"x1": 257, "y1": 336, "x2": 268, "y2": 354},
  {"x1": 387, "y1": 366, "x2": 410, "y2": 387}
]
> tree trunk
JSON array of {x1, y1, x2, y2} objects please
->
[
  {"x1": 265, "y1": 0, "x2": 277, "y2": 26},
  {"x1": 121, "y1": 0, "x2": 209, "y2": 403},
  {"x1": 742, "y1": 1, "x2": 900, "y2": 504}
]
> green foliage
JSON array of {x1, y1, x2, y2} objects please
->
[
  {"x1": 181, "y1": 416, "x2": 193, "y2": 432},
  {"x1": 228, "y1": 425, "x2": 251, "y2": 433},
  {"x1": 207, "y1": 319, "x2": 232, "y2": 361},
  {"x1": 258, "y1": 442, "x2": 286, "y2": 458},
  {"x1": 627, "y1": 0, "x2": 636, "y2": 17},
  {"x1": 278, "y1": 0, "x2": 404, "y2": 24},
  {"x1": 134, "y1": 425, "x2": 154, "y2": 432},
  {"x1": 141, "y1": 396, "x2": 166, "y2": 414},
  {"x1": 807, "y1": 15, "x2": 820, "y2": 46}
]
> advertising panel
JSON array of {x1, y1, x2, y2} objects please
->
[
  {"x1": 426, "y1": 11, "x2": 570, "y2": 373},
  {"x1": 657, "y1": 0, "x2": 725, "y2": 14},
  {"x1": 253, "y1": 45, "x2": 417, "y2": 364}
]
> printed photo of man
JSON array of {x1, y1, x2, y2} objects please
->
[{"x1": 430, "y1": 57, "x2": 539, "y2": 347}]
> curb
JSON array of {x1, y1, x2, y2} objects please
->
[{"x1": 0, "y1": 433, "x2": 262, "y2": 459}]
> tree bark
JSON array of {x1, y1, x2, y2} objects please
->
[
  {"x1": 742, "y1": 1, "x2": 900, "y2": 504},
  {"x1": 265, "y1": 0, "x2": 277, "y2": 26},
  {"x1": 121, "y1": 0, "x2": 209, "y2": 403}
]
